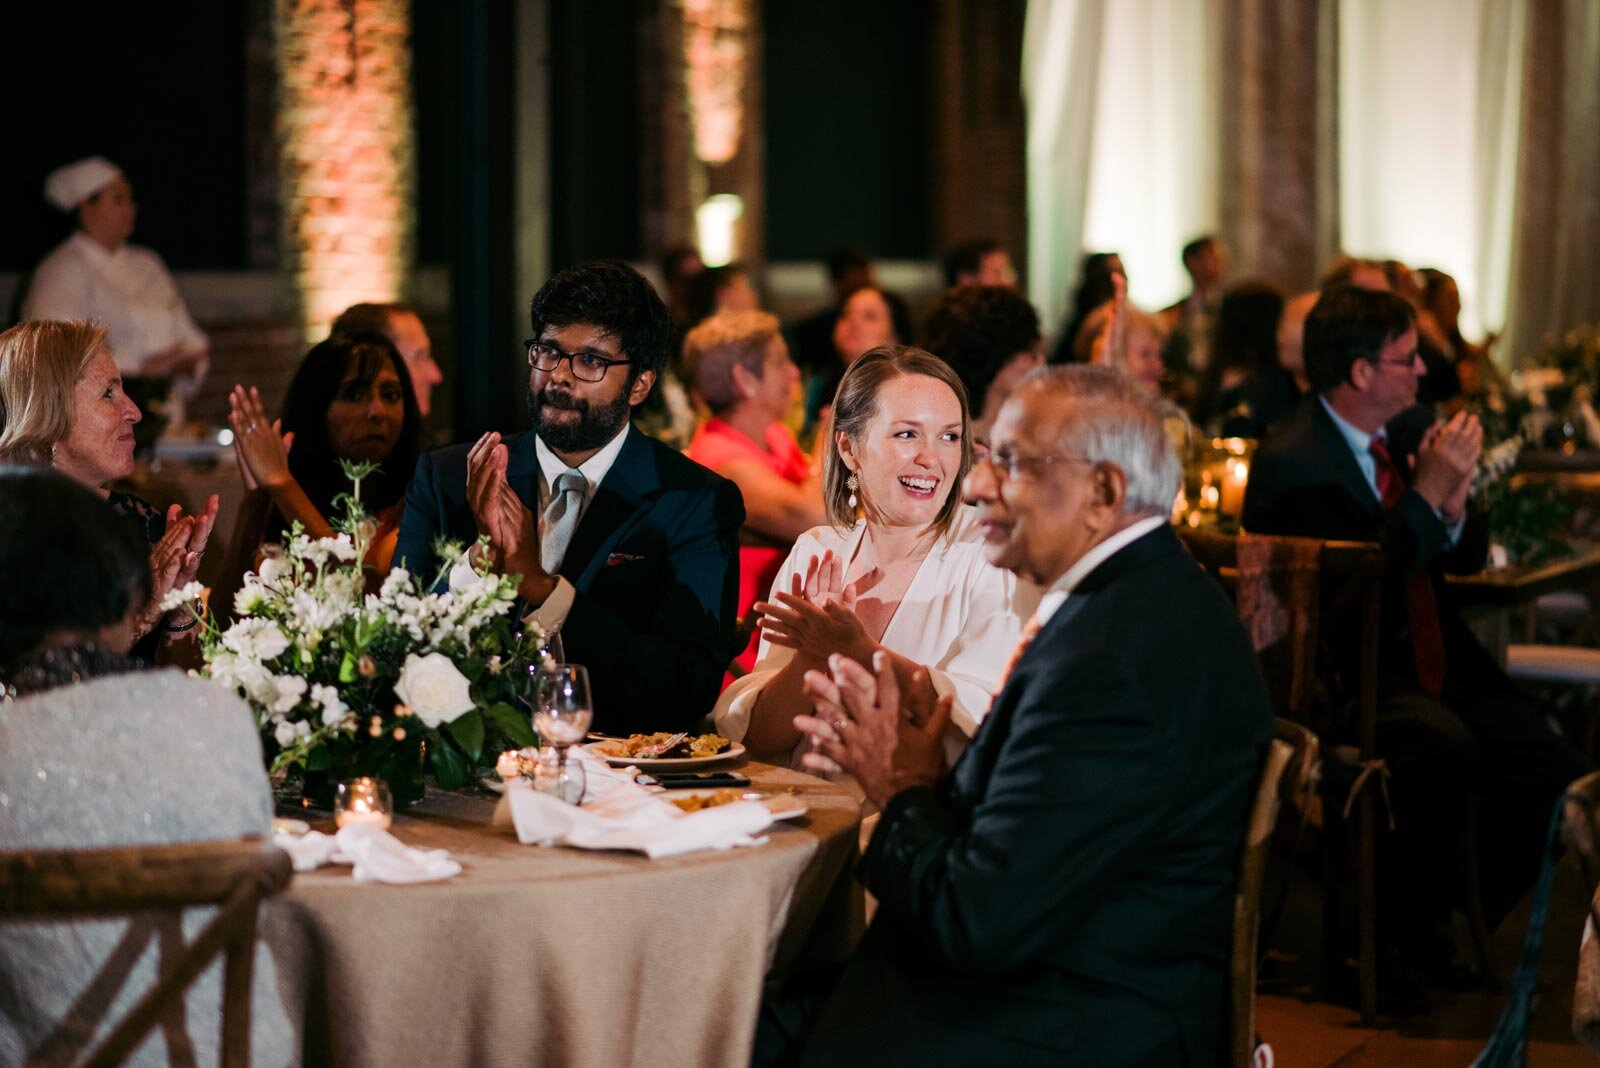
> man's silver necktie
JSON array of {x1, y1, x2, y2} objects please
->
[{"x1": 541, "y1": 470, "x2": 586, "y2": 573}]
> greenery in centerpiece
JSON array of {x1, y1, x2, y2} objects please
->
[
  {"x1": 1469, "y1": 433, "x2": 1575, "y2": 567},
  {"x1": 162, "y1": 461, "x2": 546, "y2": 807}
]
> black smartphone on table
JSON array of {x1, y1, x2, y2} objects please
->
[{"x1": 641, "y1": 771, "x2": 751, "y2": 789}]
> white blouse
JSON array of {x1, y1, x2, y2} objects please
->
[{"x1": 713, "y1": 505, "x2": 1039, "y2": 768}]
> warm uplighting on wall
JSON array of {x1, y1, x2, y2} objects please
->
[
  {"x1": 696, "y1": 194, "x2": 745, "y2": 267},
  {"x1": 682, "y1": 0, "x2": 748, "y2": 165},
  {"x1": 275, "y1": 0, "x2": 415, "y2": 340}
]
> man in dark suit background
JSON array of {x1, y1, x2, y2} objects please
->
[
  {"x1": 395, "y1": 260, "x2": 743, "y2": 733},
  {"x1": 785, "y1": 366, "x2": 1272, "y2": 1066},
  {"x1": 1242, "y1": 285, "x2": 1586, "y2": 1007}
]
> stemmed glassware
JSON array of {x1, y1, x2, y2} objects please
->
[{"x1": 531, "y1": 663, "x2": 591, "y2": 804}]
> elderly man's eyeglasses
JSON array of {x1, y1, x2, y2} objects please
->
[
  {"x1": 525, "y1": 340, "x2": 632, "y2": 382},
  {"x1": 974, "y1": 444, "x2": 1091, "y2": 481}
]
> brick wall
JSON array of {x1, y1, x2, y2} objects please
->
[{"x1": 274, "y1": 0, "x2": 415, "y2": 340}]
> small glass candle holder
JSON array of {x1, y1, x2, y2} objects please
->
[{"x1": 334, "y1": 777, "x2": 393, "y2": 829}]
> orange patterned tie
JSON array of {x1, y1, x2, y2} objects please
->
[{"x1": 992, "y1": 613, "x2": 1044, "y2": 698}]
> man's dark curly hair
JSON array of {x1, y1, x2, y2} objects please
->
[
  {"x1": 528, "y1": 260, "x2": 673, "y2": 383},
  {"x1": 918, "y1": 285, "x2": 1041, "y2": 416}
]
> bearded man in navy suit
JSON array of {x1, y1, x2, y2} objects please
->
[
  {"x1": 395, "y1": 261, "x2": 743, "y2": 733},
  {"x1": 786, "y1": 366, "x2": 1272, "y2": 1066}
]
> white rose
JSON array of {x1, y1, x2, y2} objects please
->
[
  {"x1": 233, "y1": 582, "x2": 266, "y2": 617},
  {"x1": 311, "y1": 683, "x2": 348, "y2": 726},
  {"x1": 272, "y1": 674, "x2": 308, "y2": 714},
  {"x1": 259, "y1": 556, "x2": 293, "y2": 584},
  {"x1": 393, "y1": 652, "x2": 476, "y2": 728},
  {"x1": 274, "y1": 720, "x2": 298, "y2": 747}
]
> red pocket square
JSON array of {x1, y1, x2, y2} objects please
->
[{"x1": 606, "y1": 552, "x2": 645, "y2": 566}]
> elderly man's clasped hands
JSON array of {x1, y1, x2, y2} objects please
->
[{"x1": 794, "y1": 650, "x2": 952, "y2": 809}]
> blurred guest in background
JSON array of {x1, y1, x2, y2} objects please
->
[
  {"x1": 332, "y1": 302, "x2": 442, "y2": 420},
  {"x1": 804, "y1": 282, "x2": 911, "y2": 432},
  {"x1": 685, "y1": 262, "x2": 761, "y2": 328},
  {"x1": 0, "y1": 320, "x2": 216, "y2": 663},
  {"x1": 0, "y1": 466, "x2": 291, "y2": 1068},
  {"x1": 1276, "y1": 291, "x2": 1319, "y2": 394},
  {"x1": 1050, "y1": 250, "x2": 1124, "y2": 365},
  {"x1": 1243, "y1": 285, "x2": 1586, "y2": 1011},
  {"x1": 941, "y1": 238, "x2": 1017, "y2": 290},
  {"x1": 716, "y1": 346, "x2": 1035, "y2": 777},
  {"x1": 790, "y1": 244, "x2": 878, "y2": 377},
  {"x1": 658, "y1": 245, "x2": 706, "y2": 334},
  {"x1": 1197, "y1": 281, "x2": 1298, "y2": 438},
  {"x1": 1082, "y1": 274, "x2": 1168, "y2": 397},
  {"x1": 227, "y1": 332, "x2": 421, "y2": 577},
  {"x1": 684, "y1": 311, "x2": 825, "y2": 675},
  {"x1": 918, "y1": 284, "x2": 1042, "y2": 446},
  {"x1": 22, "y1": 157, "x2": 209, "y2": 445},
  {"x1": 1420, "y1": 267, "x2": 1497, "y2": 398}
]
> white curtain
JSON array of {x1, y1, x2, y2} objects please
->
[
  {"x1": 1338, "y1": 0, "x2": 1526, "y2": 342},
  {"x1": 1023, "y1": 0, "x2": 1220, "y2": 337}
]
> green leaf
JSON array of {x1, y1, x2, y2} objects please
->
[
  {"x1": 445, "y1": 711, "x2": 485, "y2": 762},
  {"x1": 484, "y1": 702, "x2": 536, "y2": 749},
  {"x1": 429, "y1": 735, "x2": 470, "y2": 789},
  {"x1": 339, "y1": 651, "x2": 358, "y2": 684},
  {"x1": 305, "y1": 746, "x2": 336, "y2": 772}
]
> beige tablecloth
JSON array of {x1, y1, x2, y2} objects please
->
[{"x1": 262, "y1": 762, "x2": 862, "y2": 1068}]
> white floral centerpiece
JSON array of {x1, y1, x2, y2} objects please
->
[{"x1": 163, "y1": 462, "x2": 547, "y2": 807}]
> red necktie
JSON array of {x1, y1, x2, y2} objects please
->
[
  {"x1": 993, "y1": 614, "x2": 1044, "y2": 698},
  {"x1": 1369, "y1": 437, "x2": 1446, "y2": 696}
]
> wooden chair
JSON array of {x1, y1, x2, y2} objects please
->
[
  {"x1": 0, "y1": 838, "x2": 292, "y2": 1068},
  {"x1": 1180, "y1": 526, "x2": 1391, "y2": 1023},
  {"x1": 1232, "y1": 717, "x2": 1320, "y2": 1067}
]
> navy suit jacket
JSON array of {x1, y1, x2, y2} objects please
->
[
  {"x1": 800, "y1": 525, "x2": 1273, "y2": 1067},
  {"x1": 394, "y1": 426, "x2": 744, "y2": 733},
  {"x1": 1241, "y1": 399, "x2": 1491, "y2": 696}
]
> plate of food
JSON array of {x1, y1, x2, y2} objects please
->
[
  {"x1": 665, "y1": 788, "x2": 807, "y2": 821},
  {"x1": 584, "y1": 732, "x2": 744, "y2": 768}
]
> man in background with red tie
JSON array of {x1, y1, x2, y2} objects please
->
[{"x1": 1242, "y1": 285, "x2": 1588, "y2": 1011}]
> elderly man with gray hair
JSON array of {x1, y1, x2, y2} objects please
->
[{"x1": 778, "y1": 365, "x2": 1272, "y2": 1067}]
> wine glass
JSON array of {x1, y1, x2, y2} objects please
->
[{"x1": 533, "y1": 664, "x2": 592, "y2": 804}]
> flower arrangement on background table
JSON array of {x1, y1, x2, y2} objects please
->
[{"x1": 163, "y1": 461, "x2": 547, "y2": 807}]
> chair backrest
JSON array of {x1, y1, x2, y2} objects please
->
[
  {"x1": 0, "y1": 838, "x2": 292, "y2": 1068},
  {"x1": 1562, "y1": 770, "x2": 1600, "y2": 899},
  {"x1": 1231, "y1": 717, "x2": 1320, "y2": 1068}
]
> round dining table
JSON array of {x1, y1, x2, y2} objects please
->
[{"x1": 261, "y1": 760, "x2": 863, "y2": 1068}]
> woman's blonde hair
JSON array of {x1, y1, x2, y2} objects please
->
[
  {"x1": 0, "y1": 320, "x2": 108, "y2": 465},
  {"x1": 822, "y1": 345, "x2": 973, "y2": 538}
]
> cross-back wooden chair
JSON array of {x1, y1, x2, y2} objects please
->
[
  {"x1": 1180, "y1": 526, "x2": 1394, "y2": 1023},
  {"x1": 1232, "y1": 717, "x2": 1320, "y2": 1067},
  {"x1": 0, "y1": 838, "x2": 292, "y2": 1068}
]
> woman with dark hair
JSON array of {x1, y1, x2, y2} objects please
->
[
  {"x1": 684, "y1": 262, "x2": 760, "y2": 327},
  {"x1": 0, "y1": 467, "x2": 290, "y2": 1066},
  {"x1": 1050, "y1": 250, "x2": 1124, "y2": 365},
  {"x1": 713, "y1": 346, "x2": 1037, "y2": 783},
  {"x1": 228, "y1": 331, "x2": 421, "y2": 576},
  {"x1": 803, "y1": 282, "x2": 912, "y2": 432},
  {"x1": 1197, "y1": 281, "x2": 1298, "y2": 438}
]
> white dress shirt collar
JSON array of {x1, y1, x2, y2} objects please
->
[
  {"x1": 1034, "y1": 514, "x2": 1168, "y2": 627},
  {"x1": 534, "y1": 424, "x2": 630, "y2": 502}
]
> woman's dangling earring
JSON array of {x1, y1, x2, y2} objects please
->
[{"x1": 846, "y1": 473, "x2": 859, "y2": 511}]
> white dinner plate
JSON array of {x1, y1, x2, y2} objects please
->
[
  {"x1": 664, "y1": 788, "x2": 807, "y2": 821},
  {"x1": 582, "y1": 740, "x2": 746, "y2": 769}
]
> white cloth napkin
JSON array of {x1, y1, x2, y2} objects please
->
[
  {"x1": 271, "y1": 824, "x2": 461, "y2": 883},
  {"x1": 497, "y1": 747, "x2": 774, "y2": 858}
]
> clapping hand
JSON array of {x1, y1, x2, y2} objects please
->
[
  {"x1": 466, "y1": 432, "x2": 554, "y2": 603},
  {"x1": 754, "y1": 550, "x2": 878, "y2": 667},
  {"x1": 229, "y1": 386, "x2": 295, "y2": 492},
  {"x1": 795, "y1": 651, "x2": 951, "y2": 808},
  {"x1": 133, "y1": 496, "x2": 220, "y2": 643},
  {"x1": 1413, "y1": 411, "x2": 1483, "y2": 521}
]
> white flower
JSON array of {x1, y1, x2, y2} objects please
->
[
  {"x1": 311, "y1": 683, "x2": 348, "y2": 727},
  {"x1": 259, "y1": 556, "x2": 293, "y2": 584},
  {"x1": 274, "y1": 720, "x2": 298, "y2": 747},
  {"x1": 158, "y1": 581, "x2": 205, "y2": 613},
  {"x1": 271, "y1": 674, "x2": 308, "y2": 714},
  {"x1": 233, "y1": 581, "x2": 267, "y2": 617},
  {"x1": 222, "y1": 618, "x2": 290, "y2": 661},
  {"x1": 393, "y1": 652, "x2": 475, "y2": 728},
  {"x1": 448, "y1": 558, "x2": 489, "y2": 596}
]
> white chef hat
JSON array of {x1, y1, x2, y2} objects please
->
[{"x1": 43, "y1": 156, "x2": 124, "y2": 212}]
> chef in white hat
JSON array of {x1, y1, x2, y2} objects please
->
[{"x1": 22, "y1": 156, "x2": 209, "y2": 423}]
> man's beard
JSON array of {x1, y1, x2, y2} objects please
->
[{"x1": 528, "y1": 383, "x2": 633, "y2": 453}]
